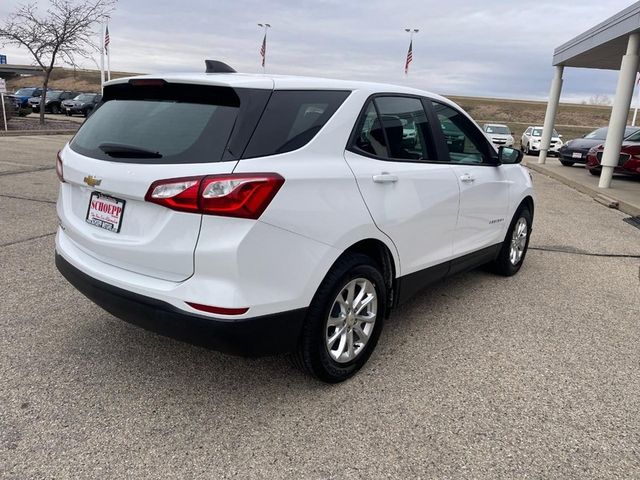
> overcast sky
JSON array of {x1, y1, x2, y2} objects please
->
[{"x1": 0, "y1": 0, "x2": 636, "y2": 101}]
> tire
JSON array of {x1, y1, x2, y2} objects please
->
[
  {"x1": 560, "y1": 160, "x2": 574, "y2": 167},
  {"x1": 491, "y1": 207, "x2": 532, "y2": 277},
  {"x1": 51, "y1": 104, "x2": 60, "y2": 114},
  {"x1": 524, "y1": 143, "x2": 530, "y2": 155},
  {"x1": 588, "y1": 168, "x2": 600, "y2": 176},
  {"x1": 291, "y1": 253, "x2": 386, "y2": 383}
]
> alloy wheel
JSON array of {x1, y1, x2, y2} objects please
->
[
  {"x1": 325, "y1": 278, "x2": 377, "y2": 364},
  {"x1": 509, "y1": 217, "x2": 528, "y2": 265}
]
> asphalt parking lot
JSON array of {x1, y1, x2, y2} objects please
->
[{"x1": 1, "y1": 136, "x2": 639, "y2": 479}]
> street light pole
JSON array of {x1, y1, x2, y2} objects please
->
[
  {"x1": 404, "y1": 28, "x2": 419, "y2": 77},
  {"x1": 258, "y1": 23, "x2": 271, "y2": 73}
]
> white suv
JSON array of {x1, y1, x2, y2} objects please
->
[
  {"x1": 521, "y1": 126, "x2": 563, "y2": 156},
  {"x1": 55, "y1": 63, "x2": 535, "y2": 383}
]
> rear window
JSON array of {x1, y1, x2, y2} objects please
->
[
  {"x1": 70, "y1": 84, "x2": 241, "y2": 164},
  {"x1": 243, "y1": 90, "x2": 350, "y2": 158}
]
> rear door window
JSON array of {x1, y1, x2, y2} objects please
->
[{"x1": 243, "y1": 90, "x2": 350, "y2": 158}]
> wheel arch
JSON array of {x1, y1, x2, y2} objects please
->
[
  {"x1": 335, "y1": 238, "x2": 398, "y2": 318},
  {"x1": 519, "y1": 195, "x2": 534, "y2": 221}
]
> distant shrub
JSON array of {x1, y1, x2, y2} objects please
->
[{"x1": 18, "y1": 107, "x2": 32, "y2": 117}]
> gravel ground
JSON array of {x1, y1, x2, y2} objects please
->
[{"x1": 1, "y1": 136, "x2": 639, "y2": 479}]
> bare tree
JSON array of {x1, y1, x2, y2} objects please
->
[
  {"x1": 0, "y1": 0, "x2": 116, "y2": 125},
  {"x1": 588, "y1": 94, "x2": 612, "y2": 106}
]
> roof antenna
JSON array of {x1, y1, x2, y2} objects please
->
[{"x1": 205, "y1": 60, "x2": 236, "y2": 73}]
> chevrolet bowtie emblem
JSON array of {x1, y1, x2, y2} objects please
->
[{"x1": 83, "y1": 175, "x2": 102, "y2": 187}]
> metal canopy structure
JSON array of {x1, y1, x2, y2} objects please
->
[
  {"x1": 540, "y1": 1, "x2": 640, "y2": 189},
  {"x1": 554, "y1": 3, "x2": 640, "y2": 69}
]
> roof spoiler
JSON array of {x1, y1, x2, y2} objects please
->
[{"x1": 205, "y1": 60, "x2": 236, "y2": 73}]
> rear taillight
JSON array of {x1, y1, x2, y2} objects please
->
[
  {"x1": 145, "y1": 176, "x2": 201, "y2": 213},
  {"x1": 56, "y1": 151, "x2": 64, "y2": 182},
  {"x1": 145, "y1": 173, "x2": 284, "y2": 219}
]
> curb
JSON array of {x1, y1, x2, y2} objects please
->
[
  {"x1": 526, "y1": 161, "x2": 640, "y2": 217},
  {"x1": 0, "y1": 130, "x2": 77, "y2": 137}
]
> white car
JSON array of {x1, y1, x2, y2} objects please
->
[
  {"x1": 483, "y1": 123, "x2": 514, "y2": 148},
  {"x1": 55, "y1": 62, "x2": 535, "y2": 383},
  {"x1": 521, "y1": 126, "x2": 563, "y2": 156}
]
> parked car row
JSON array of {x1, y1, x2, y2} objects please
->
[
  {"x1": 481, "y1": 124, "x2": 565, "y2": 157},
  {"x1": 583, "y1": 128, "x2": 640, "y2": 178},
  {"x1": 5, "y1": 87, "x2": 102, "y2": 117},
  {"x1": 512, "y1": 122, "x2": 640, "y2": 179},
  {"x1": 29, "y1": 90, "x2": 79, "y2": 114}
]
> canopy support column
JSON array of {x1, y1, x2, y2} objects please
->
[
  {"x1": 539, "y1": 65, "x2": 564, "y2": 164},
  {"x1": 599, "y1": 32, "x2": 640, "y2": 188}
]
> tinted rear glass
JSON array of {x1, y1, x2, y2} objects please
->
[
  {"x1": 243, "y1": 90, "x2": 350, "y2": 158},
  {"x1": 70, "y1": 85, "x2": 240, "y2": 164}
]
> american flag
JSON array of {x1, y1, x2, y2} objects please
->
[
  {"x1": 104, "y1": 26, "x2": 110, "y2": 54},
  {"x1": 260, "y1": 33, "x2": 266, "y2": 67},
  {"x1": 404, "y1": 39, "x2": 413, "y2": 75}
]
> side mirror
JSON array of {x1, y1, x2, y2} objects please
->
[
  {"x1": 498, "y1": 146, "x2": 523, "y2": 164},
  {"x1": 559, "y1": 134, "x2": 563, "y2": 138}
]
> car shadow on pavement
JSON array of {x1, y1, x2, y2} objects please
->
[{"x1": 56, "y1": 265, "x2": 516, "y2": 399}]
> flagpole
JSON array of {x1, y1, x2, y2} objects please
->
[
  {"x1": 100, "y1": 21, "x2": 105, "y2": 94},
  {"x1": 404, "y1": 28, "x2": 418, "y2": 77},
  {"x1": 258, "y1": 23, "x2": 271, "y2": 74},
  {"x1": 106, "y1": 20, "x2": 111, "y2": 82}
]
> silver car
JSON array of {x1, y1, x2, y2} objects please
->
[{"x1": 483, "y1": 123, "x2": 514, "y2": 148}]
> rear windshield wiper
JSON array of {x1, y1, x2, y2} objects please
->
[{"x1": 98, "y1": 142, "x2": 162, "y2": 158}]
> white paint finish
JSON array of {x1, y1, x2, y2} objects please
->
[
  {"x1": 539, "y1": 66, "x2": 564, "y2": 165},
  {"x1": 450, "y1": 164, "x2": 510, "y2": 256},
  {"x1": 192, "y1": 218, "x2": 340, "y2": 315},
  {"x1": 57, "y1": 216, "x2": 337, "y2": 318},
  {"x1": 345, "y1": 151, "x2": 459, "y2": 275},
  {"x1": 57, "y1": 143, "x2": 237, "y2": 281},
  {"x1": 599, "y1": 33, "x2": 640, "y2": 188}
]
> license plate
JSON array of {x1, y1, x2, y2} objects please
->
[
  {"x1": 572, "y1": 152, "x2": 582, "y2": 159},
  {"x1": 86, "y1": 192, "x2": 125, "y2": 233}
]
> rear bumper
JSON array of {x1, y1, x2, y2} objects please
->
[{"x1": 55, "y1": 253, "x2": 307, "y2": 357}]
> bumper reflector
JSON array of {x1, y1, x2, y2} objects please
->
[{"x1": 186, "y1": 302, "x2": 249, "y2": 316}]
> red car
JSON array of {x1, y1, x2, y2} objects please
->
[{"x1": 586, "y1": 130, "x2": 640, "y2": 177}]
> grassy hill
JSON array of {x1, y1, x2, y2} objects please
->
[
  {"x1": 6, "y1": 67, "x2": 137, "y2": 94},
  {"x1": 448, "y1": 95, "x2": 624, "y2": 142},
  {"x1": 6, "y1": 67, "x2": 631, "y2": 143}
]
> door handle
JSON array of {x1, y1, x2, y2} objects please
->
[
  {"x1": 460, "y1": 173, "x2": 475, "y2": 183},
  {"x1": 372, "y1": 173, "x2": 398, "y2": 184}
]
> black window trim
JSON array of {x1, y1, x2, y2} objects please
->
[{"x1": 346, "y1": 92, "x2": 440, "y2": 165}]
